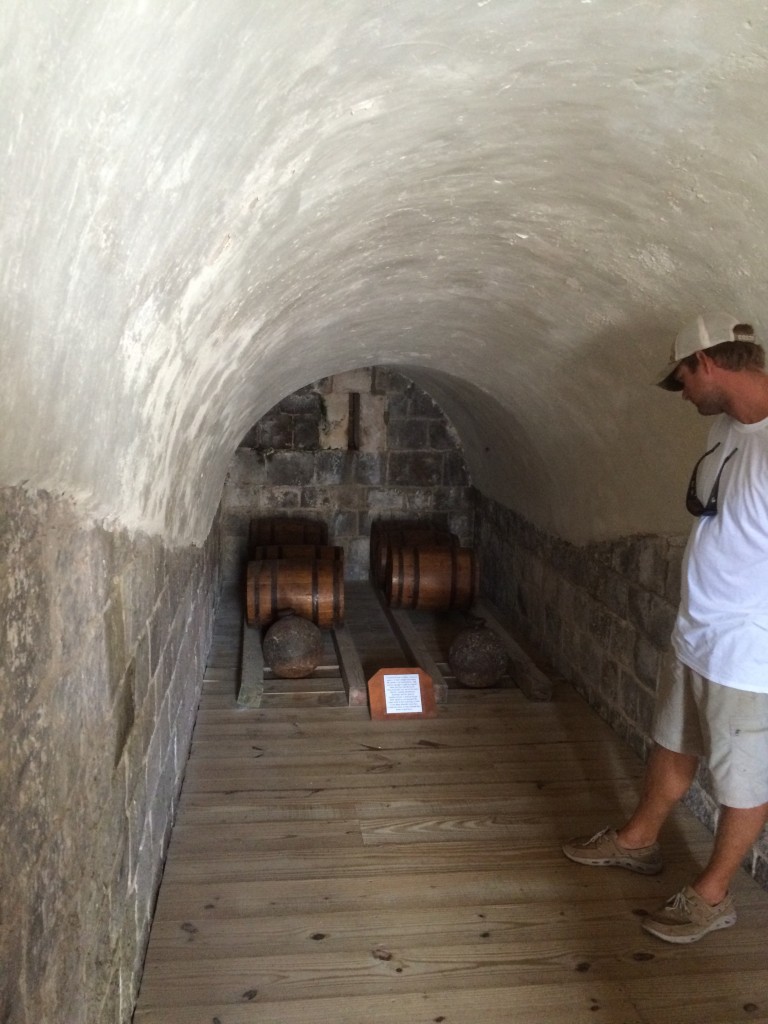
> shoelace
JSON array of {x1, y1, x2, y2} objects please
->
[
  {"x1": 665, "y1": 890, "x2": 690, "y2": 914},
  {"x1": 584, "y1": 827, "x2": 611, "y2": 845}
]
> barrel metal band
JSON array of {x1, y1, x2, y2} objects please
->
[
  {"x1": 270, "y1": 560, "x2": 278, "y2": 624},
  {"x1": 333, "y1": 562, "x2": 341, "y2": 626}
]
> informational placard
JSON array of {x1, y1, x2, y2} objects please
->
[
  {"x1": 383, "y1": 673, "x2": 423, "y2": 714},
  {"x1": 367, "y1": 667, "x2": 437, "y2": 720}
]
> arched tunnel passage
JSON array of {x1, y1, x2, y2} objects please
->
[
  {"x1": 5, "y1": 3, "x2": 768, "y2": 1019},
  {"x1": 222, "y1": 365, "x2": 476, "y2": 586}
]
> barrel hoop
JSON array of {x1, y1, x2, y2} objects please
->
[
  {"x1": 245, "y1": 562, "x2": 255, "y2": 626},
  {"x1": 334, "y1": 562, "x2": 342, "y2": 625},
  {"x1": 388, "y1": 547, "x2": 397, "y2": 606},
  {"x1": 449, "y1": 547, "x2": 457, "y2": 608},
  {"x1": 413, "y1": 546, "x2": 420, "y2": 608},
  {"x1": 312, "y1": 559, "x2": 319, "y2": 624},
  {"x1": 270, "y1": 560, "x2": 278, "y2": 622}
]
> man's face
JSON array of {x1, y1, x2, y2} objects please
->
[{"x1": 674, "y1": 357, "x2": 725, "y2": 416}]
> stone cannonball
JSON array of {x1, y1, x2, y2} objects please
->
[
  {"x1": 448, "y1": 622, "x2": 507, "y2": 688},
  {"x1": 262, "y1": 613, "x2": 323, "y2": 678}
]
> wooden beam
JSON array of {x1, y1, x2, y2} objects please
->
[
  {"x1": 236, "y1": 618, "x2": 264, "y2": 708},
  {"x1": 332, "y1": 626, "x2": 368, "y2": 707},
  {"x1": 373, "y1": 588, "x2": 448, "y2": 704},
  {"x1": 471, "y1": 597, "x2": 553, "y2": 701}
]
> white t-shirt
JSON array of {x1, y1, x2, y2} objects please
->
[{"x1": 672, "y1": 412, "x2": 768, "y2": 693}]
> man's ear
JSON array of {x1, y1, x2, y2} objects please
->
[{"x1": 696, "y1": 350, "x2": 716, "y2": 375}]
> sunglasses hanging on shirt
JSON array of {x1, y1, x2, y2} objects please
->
[{"x1": 685, "y1": 442, "x2": 738, "y2": 517}]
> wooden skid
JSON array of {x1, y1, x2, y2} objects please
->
[
  {"x1": 374, "y1": 586, "x2": 449, "y2": 703},
  {"x1": 236, "y1": 580, "x2": 555, "y2": 708},
  {"x1": 236, "y1": 621, "x2": 366, "y2": 709},
  {"x1": 471, "y1": 598, "x2": 554, "y2": 701},
  {"x1": 236, "y1": 618, "x2": 265, "y2": 708},
  {"x1": 373, "y1": 584, "x2": 552, "y2": 703},
  {"x1": 332, "y1": 625, "x2": 368, "y2": 706}
]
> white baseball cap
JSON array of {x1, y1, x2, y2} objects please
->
[{"x1": 656, "y1": 312, "x2": 757, "y2": 391}]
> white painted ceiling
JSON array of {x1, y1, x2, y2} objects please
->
[{"x1": 2, "y1": 1, "x2": 766, "y2": 544}]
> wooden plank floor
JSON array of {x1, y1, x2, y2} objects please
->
[{"x1": 134, "y1": 583, "x2": 768, "y2": 1024}]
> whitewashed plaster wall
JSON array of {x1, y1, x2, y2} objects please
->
[{"x1": 2, "y1": 1, "x2": 767, "y2": 547}]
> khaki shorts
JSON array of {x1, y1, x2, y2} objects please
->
[{"x1": 652, "y1": 659, "x2": 768, "y2": 809}]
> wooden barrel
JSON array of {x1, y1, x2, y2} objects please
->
[
  {"x1": 369, "y1": 519, "x2": 429, "y2": 576},
  {"x1": 245, "y1": 558, "x2": 345, "y2": 629},
  {"x1": 248, "y1": 517, "x2": 327, "y2": 556},
  {"x1": 385, "y1": 544, "x2": 477, "y2": 611},
  {"x1": 251, "y1": 544, "x2": 344, "y2": 562},
  {"x1": 370, "y1": 522, "x2": 457, "y2": 586}
]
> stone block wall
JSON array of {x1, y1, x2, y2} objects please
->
[
  {"x1": 476, "y1": 492, "x2": 768, "y2": 889},
  {"x1": 222, "y1": 367, "x2": 474, "y2": 585},
  {"x1": 0, "y1": 487, "x2": 220, "y2": 1023}
]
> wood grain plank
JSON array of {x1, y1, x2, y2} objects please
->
[
  {"x1": 151, "y1": 856, "x2": 768, "y2": 929},
  {"x1": 186, "y1": 735, "x2": 646, "y2": 770},
  {"x1": 168, "y1": 818, "x2": 363, "y2": 855},
  {"x1": 143, "y1": 898, "x2": 664, "y2": 959},
  {"x1": 181, "y1": 738, "x2": 643, "y2": 771},
  {"x1": 176, "y1": 777, "x2": 648, "y2": 826},
  {"x1": 134, "y1": 982, "x2": 648, "y2": 1024},
  {"x1": 158, "y1": 831, "x2": 717, "y2": 886},
  {"x1": 137, "y1": 933, "x2": 768, "y2": 1007}
]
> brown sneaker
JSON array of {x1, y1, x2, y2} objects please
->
[
  {"x1": 562, "y1": 826, "x2": 663, "y2": 875},
  {"x1": 642, "y1": 885, "x2": 737, "y2": 944}
]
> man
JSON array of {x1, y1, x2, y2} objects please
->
[{"x1": 563, "y1": 312, "x2": 768, "y2": 944}]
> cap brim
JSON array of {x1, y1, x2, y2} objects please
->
[{"x1": 654, "y1": 361, "x2": 683, "y2": 391}]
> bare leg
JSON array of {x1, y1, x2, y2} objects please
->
[
  {"x1": 616, "y1": 744, "x2": 698, "y2": 849},
  {"x1": 693, "y1": 803, "x2": 768, "y2": 905}
]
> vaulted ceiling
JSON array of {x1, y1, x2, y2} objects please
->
[{"x1": 3, "y1": 1, "x2": 766, "y2": 545}]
